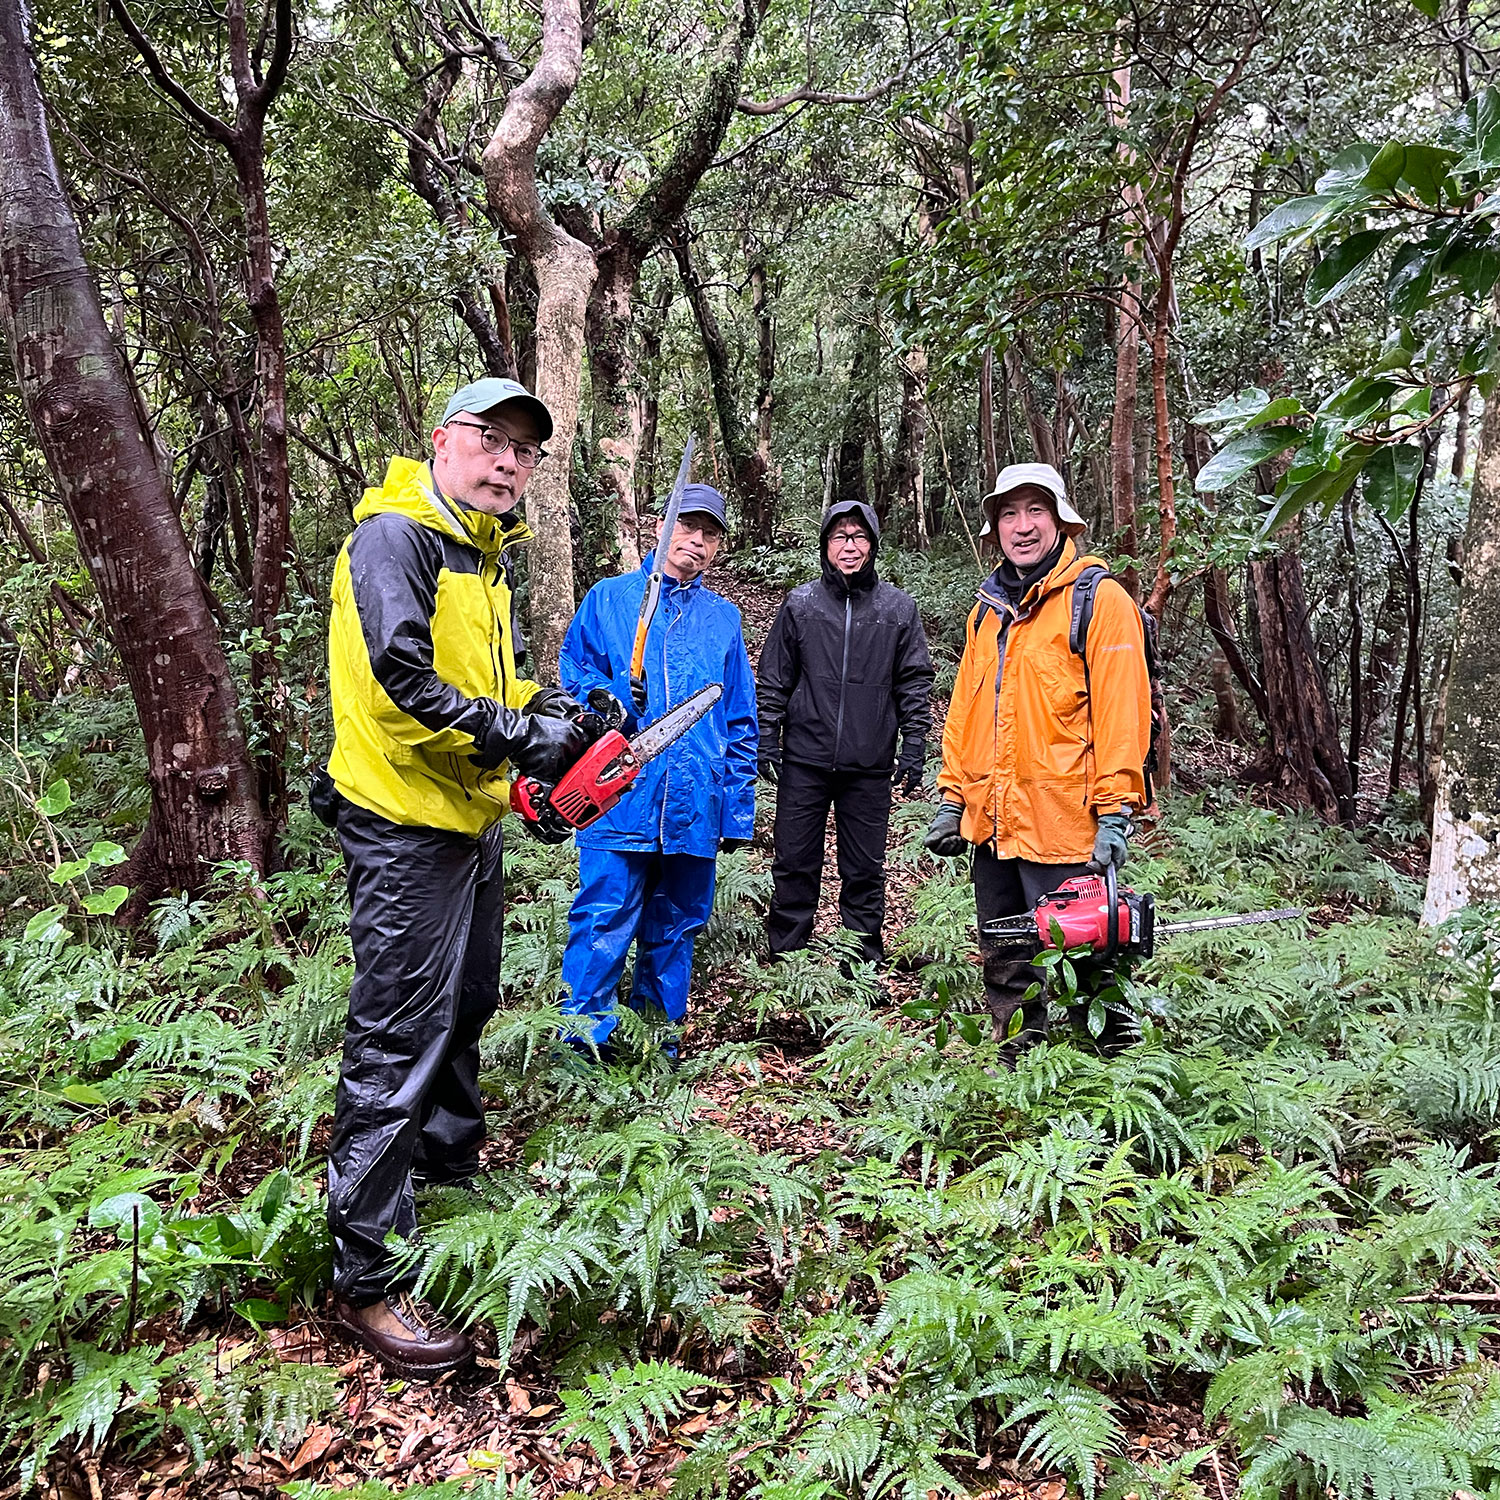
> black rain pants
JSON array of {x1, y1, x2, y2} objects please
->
[
  {"x1": 327, "y1": 797, "x2": 504, "y2": 1305},
  {"x1": 973, "y1": 844, "x2": 1091, "y2": 1048},
  {"x1": 767, "y1": 761, "x2": 891, "y2": 964}
]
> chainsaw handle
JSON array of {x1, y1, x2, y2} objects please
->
[{"x1": 1105, "y1": 863, "x2": 1119, "y2": 960}]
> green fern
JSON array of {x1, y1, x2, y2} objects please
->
[{"x1": 555, "y1": 1359, "x2": 716, "y2": 1467}]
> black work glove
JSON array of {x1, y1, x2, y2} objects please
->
[
  {"x1": 501, "y1": 711, "x2": 592, "y2": 785},
  {"x1": 758, "y1": 756, "x2": 780, "y2": 785},
  {"x1": 894, "y1": 740, "x2": 926, "y2": 798},
  {"x1": 1089, "y1": 811, "x2": 1133, "y2": 872},
  {"x1": 630, "y1": 676, "x2": 649, "y2": 715},
  {"x1": 525, "y1": 685, "x2": 583, "y2": 720},
  {"x1": 719, "y1": 836, "x2": 751, "y2": 853},
  {"x1": 585, "y1": 688, "x2": 628, "y2": 731},
  {"x1": 521, "y1": 801, "x2": 573, "y2": 845},
  {"x1": 922, "y1": 800, "x2": 966, "y2": 857}
]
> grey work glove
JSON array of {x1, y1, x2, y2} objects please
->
[
  {"x1": 922, "y1": 800, "x2": 966, "y2": 857},
  {"x1": 1090, "y1": 812, "x2": 1133, "y2": 871},
  {"x1": 758, "y1": 755, "x2": 780, "y2": 785}
]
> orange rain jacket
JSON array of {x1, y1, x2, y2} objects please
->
[{"x1": 937, "y1": 539, "x2": 1152, "y2": 863}]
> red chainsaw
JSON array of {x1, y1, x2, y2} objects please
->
[
  {"x1": 981, "y1": 865, "x2": 1302, "y2": 960},
  {"x1": 509, "y1": 683, "x2": 723, "y2": 839}
]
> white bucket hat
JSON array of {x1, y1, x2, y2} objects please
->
[{"x1": 979, "y1": 462, "x2": 1086, "y2": 538}]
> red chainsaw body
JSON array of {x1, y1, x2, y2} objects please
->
[
  {"x1": 510, "y1": 729, "x2": 639, "y2": 831},
  {"x1": 1031, "y1": 874, "x2": 1155, "y2": 957}
]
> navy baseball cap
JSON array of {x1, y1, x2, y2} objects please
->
[
  {"x1": 674, "y1": 482, "x2": 729, "y2": 532},
  {"x1": 442, "y1": 378, "x2": 554, "y2": 442}
]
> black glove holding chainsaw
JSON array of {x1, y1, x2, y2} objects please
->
[
  {"x1": 630, "y1": 677, "x2": 650, "y2": 715},
  {"x1": 525, "y1": 685, "x2": 583, "y2": 721},
  {"x1": 894, "y1": 738, "x2": 926, "y2": 798},
  {"x1": 487, "y1": 710, "x2": 592, "y2": 786},
  {"x1": 1089, "y1": 811, "x2": 1133, "y2": 872},
  {"x1": 923, "y1": 799, "x2": 966, "y2": 857}
]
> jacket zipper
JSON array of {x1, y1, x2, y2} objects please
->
[
  {"x1": 658, "y1": 585, "x2": 677, "y2": 845},
  {"x1": 832, "y1": 593, "x2": 852, "y2": 763}
]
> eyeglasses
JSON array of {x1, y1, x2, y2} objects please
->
[
  {"x1": 446, "y1": 419, "x2": 547, "y2": 468},
  {"x1": 675, "y1": 518, "x2": 724, "y2": 541},
  {"x1": 830, "y1": 531, "x2": 871, "y2": 548}
]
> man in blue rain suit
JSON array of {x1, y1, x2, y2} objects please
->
[{"x1": 557, "y1": 483, "x2": 758, "y2": 1055}]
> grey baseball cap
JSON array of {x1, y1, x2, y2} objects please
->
[
  {"x1": 442, "y1": 378, "x2": 553, "y2": 442},
  {"x1": 980, "y1": 462, "x2": 1086, "y2": 537}
]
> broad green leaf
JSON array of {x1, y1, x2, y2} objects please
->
[
  {"x1": 1363, "y1": 142, "x2": 1456, "y2": 204},
  {"x1": 1454, "y1": 86, "x2": 1500, "y2": 171},
  {"x1": 1407, "y1": 0, "x2": 1438, "y2": 14},
  {"x1": 1306, "y1": 229, "x2": 1390, "y2": 306},
  {"x1": 1244, "y1": 397, "x2": 1306, "y2": 428},
  {"x1": 1244, "y1": 195, "x2": 1338, "y2": 253},
  {"x1": 89, "y1": 1190, "x2": 161, "y2": 1241},
  {"x1": 1387, "y1": 239, "x2": 1440, "y2": 318},
  {"x1": 1196, "y1": 429, "x2": 1302, "y2": 492},
  {"x1": 954, "y1": 1013, "x2": 983, "y2": 1046},
  {"x1": 1288, "y1": 414, "x2": 1352, "y2": 482},
  {"x1": 1321, "y1": 377, "x2": 1401, "y2": 423},
  {"x1": 24, "y1": 904, "x2": 68, "y2": 943},
  {"x1": 1259, "y1": 447, "x2": 1375, "y2": 538},
  {"x1": 86, "y1": 840, "x2": 126, "y2": 867},
  {"x1": 82, "y1": 885, "x2": 129, "y2": 916},
  {"x1": 49, "y1": 858, "x2": 90, "y2": 885},
  {"x1": 1087, "y1": 998, "x2": 1106, "y2": 1038},
  {"x1": 1192, "y1": 387, "x2": 1270, "y2": 428},
  {"x1": 36, "y1": 778, "x2": 71, "y2": 816},
  {"x1": 1006, "y1": 1008, "x2": 1027, "y2": 1040},
  {"x1": 1315, "y1": 144, "x2": 1380, "y2": 195},
  {"x1": 62, "y1": 1082, "x2": 108, "y2": 1107},
  {"x1": 233, "y1": 1298, "x2": 288, "y2": 1327},
  {"x1": 902, "y1": 999, "x2": 942, "y2": 1020},
  {"x1": 1364, "y1": 445, "x2": 1425, "y2": 521},
  {"x1": 934, "y1": 1017, "x2": 949, "y2": 1050}
]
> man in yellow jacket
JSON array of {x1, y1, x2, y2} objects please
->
[
  {"x1": 924, "y1": 463, "x2": 1152, "y2": 1058},
  {"x1": 321, "y1": 378, "x2": 597, "y2": 1377}
]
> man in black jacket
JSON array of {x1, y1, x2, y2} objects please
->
[{"x1": 757, "y1": 500, "x2": 934, "y2": 963}]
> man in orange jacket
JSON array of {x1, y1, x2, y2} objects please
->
[{"x1": 924, "y1": 463, "x2": 1152, "y2": 1055}]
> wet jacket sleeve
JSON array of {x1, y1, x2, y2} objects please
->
[
  {"x1": 893, "y1": 600, "x2": 934, "y2": 755},
  {"x1": 755, "y1": 598, "x2": 799, "y2": 761},
  {"x1": 347, "y1": 514, "x2": 534, "y2": 769},
  {"x1": 721, "y1": 619, "x2": 759, "y2": 839},
  {"x1": 936, "y1": 605, "x2": 981, "y2": 805},
  {"x1": 1085, "y1": 580, "x2": 1151, "y2": 816}
]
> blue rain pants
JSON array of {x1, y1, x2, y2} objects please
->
[{"x1": 560, "y1": 845, "x2": 717, "y2": 1047}]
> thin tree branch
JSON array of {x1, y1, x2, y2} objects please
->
[
  {"x1": 735, "y1": 40, "x2": 938, "y2": 114},
  {"x1": 106, "y1": 0, "x2": 237, "y2": 149}
]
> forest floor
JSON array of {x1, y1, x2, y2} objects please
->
[{"x1": 21, "y1": 560, "x2": 1446, "y2": 1500}]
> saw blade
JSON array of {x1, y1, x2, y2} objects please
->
[
  {"x1": 628, "y1": 683, "x2": 723, "y2": 765},
  {"x1": 1156, "y1": 907, "x2": 1303, "y2": 936}
]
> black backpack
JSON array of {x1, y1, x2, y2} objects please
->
[{"x1": 1068, "y1": 565, "x2": 1168, "y2": 808}]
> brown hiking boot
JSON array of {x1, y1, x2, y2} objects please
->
[{"x1": 331, "y1": 1293, "x2": 472, "y2": 1379}]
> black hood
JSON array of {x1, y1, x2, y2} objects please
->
[{"x1": 819, "y1": 500, "x2": 881, "y2": 594}]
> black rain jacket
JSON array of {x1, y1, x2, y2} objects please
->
[{"x1": 757, "y1": 500, "x2": 934, "y2": 776}]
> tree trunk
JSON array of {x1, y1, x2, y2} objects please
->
[
  {"x1": 1249, "y1": 543, "x2": 1355, "y2": 824},
  {"x1": 978, "y1": 347, "x2": 999, "y2": 493},
  {"x1": 481, "y1": 0, "x2": 594, "y2": 675},
  {"x1": 1424, "y1": 380, "x2": 1500, "y2": 920},
  {"x1": 0, "y1": 0, "x2": 266, "y2": 895},
  {"x1": 669, "y1": 227, "x2": 777, "y2": 536},
  {"x1": 1142, "y1": 261, "x2": 1177, "y2": 622},
  {"x1": 892, "y1": 347, "x2": 930, "y2": 550},
  {"x1": 752, "y1": 250, "x2": 776, "y2": 505},
  {"x1": 837, "y1": 318, "x2": 879, "y2": 511}
]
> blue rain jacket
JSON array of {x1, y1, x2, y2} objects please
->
[{"x1": 559, "y1": 556, "x2": 758, "y2": 857}]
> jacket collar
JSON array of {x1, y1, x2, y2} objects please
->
[
  {"x1": 640, "y1": 550, "x2": 707, "y2": 592},
  {"x1": 976, "y1": 537, "x2": 1092, "y2": 618},
  {"x1": 354, "y1": 457, "x2": 532, "y2": 561}
]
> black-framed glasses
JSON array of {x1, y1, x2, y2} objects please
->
[
  {"x1": 445, "y1": 419, "x2": 547, "y2": 468},
  {"x1": 829, "y1": 530, "x2": 871, "y2": 548}
]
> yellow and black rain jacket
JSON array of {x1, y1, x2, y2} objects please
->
[{"x1": 328, "y1": 456, "x2": 541, "y2": 834}]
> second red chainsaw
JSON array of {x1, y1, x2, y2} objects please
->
[
  {"x1": 509, "y1": 683, "x2": 723, "y2": 839},
  {"x1": 981, "y1": 866, "x2": 1302, "y2": 960}
]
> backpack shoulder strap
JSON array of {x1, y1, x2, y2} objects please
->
[{"x1": 1069, "y1": 564, "x2": 1111, "y2": 657}]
